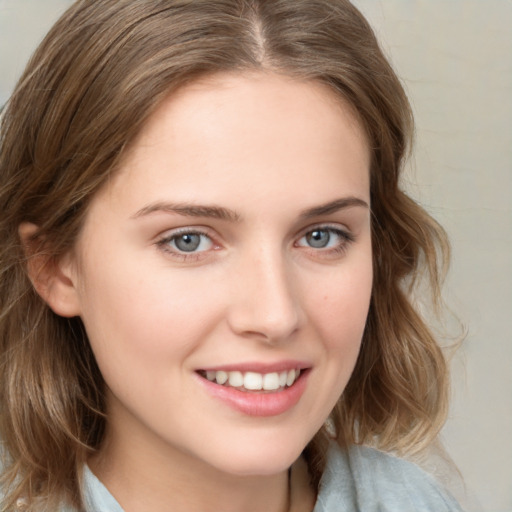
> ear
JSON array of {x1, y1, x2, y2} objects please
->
[{"x1": 19, "y1": 222, "x2": 81, "y2": 318}]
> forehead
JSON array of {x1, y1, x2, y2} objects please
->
[
  {"x1": 126, "y1": 71, "x2": 366, "y2": 155},
  {"x1": 94, "y1": 71, "x2": 370, "y2": 214}
]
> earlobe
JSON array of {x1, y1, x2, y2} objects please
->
[{"x1": 18, "y1": 222, "x2": 82, "y2": 318}]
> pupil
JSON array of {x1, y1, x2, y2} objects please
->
[
  {"x1": 175, "y1": 234, "x2": 201, "y2": 252},
  {"x1": 307, "y1": 230, "x2": 330, "y2": 248}
]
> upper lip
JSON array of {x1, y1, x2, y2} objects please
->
[{"x1": 197, "y1": 360, "x2": 311, "y2": 374}]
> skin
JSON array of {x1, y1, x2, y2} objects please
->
[{"x1": 31, "y1": 72, "x2": 373, "y2": 512}]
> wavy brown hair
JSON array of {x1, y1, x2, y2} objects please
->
[{"x1": 0, "y1": 0, "x2": 450, "y2": 509}]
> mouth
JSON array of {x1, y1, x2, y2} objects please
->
[
  {"x1": 197, "y1": 368, "x2": 302, "y2": 393},
  {"x1": 195, "y1": 363, "x2": 311, "y2": 416}
]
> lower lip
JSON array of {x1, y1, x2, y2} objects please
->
[{"x1": 197, "y1": 371, "x2": 309, "y2": 417}]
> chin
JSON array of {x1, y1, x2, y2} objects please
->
[
  {"x1": 196, "y1": 431, "x2": 313, "y2": 477},
  {"x1": 214, "y1": 456, "x2": 297, "y2": 477}
]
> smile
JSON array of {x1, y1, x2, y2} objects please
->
[
  {"x1": 200, "y1": 369, "x2": 301, "y2": 392},
  {"x1": 196, "y1": 365, "x2": 310, "y2": 416}
]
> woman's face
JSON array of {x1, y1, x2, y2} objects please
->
[{"x1": 69, "y1": 72, "x2": 372, "y2": 477}]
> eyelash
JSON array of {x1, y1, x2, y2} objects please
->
[
  {"x1": 155, "y1": 225, "x2": 355, "y2": 261},
  {"x1": 156, "y1": 228, "x2": 216, "y2": 262},
  {"x1": 295, "y1": 226, "x2": 355, "y2": 257}
]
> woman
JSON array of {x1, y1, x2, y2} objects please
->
[{"x1": 0, "y1": 1, "x2": 462, "y2": 511}]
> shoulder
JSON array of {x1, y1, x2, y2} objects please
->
[
  {"x1": 313, "y1": 442, "x2": 464, "y2": 512},
  {"x1": 81, "y1": 465, "x2": 124, "y2": 512},
  {"x1": 1, "y1": 450, "x2": 78, "y2": 512}
]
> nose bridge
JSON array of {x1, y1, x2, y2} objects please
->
[{"x1": 228, "y1": 242, "x2": 301, "y2": 341}]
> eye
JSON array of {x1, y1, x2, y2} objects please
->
[
  {"x1": 296, "y1": 226, "x2": 353, "y2": 251},
  {"x1": 157, "y1": 230, "x2": 214, "y2": 254},
  {"x1": 305, "y1": 229, "x2": 331, "y2": 249}
]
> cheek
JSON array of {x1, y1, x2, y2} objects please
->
[
  {"x1": 294, "y1": 257, "x2": 372, "y2": 432},
  {"x1": 309, "y1": 260, "x2": 373, "y2": 351},
  {"x1": 77, "y1": 257, "x2": 224, "y2": 374}
]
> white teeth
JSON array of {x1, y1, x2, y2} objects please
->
[
  {"x1": 263, "y1": 372, "x2": 280, "y2": 391},
  {"x1": 244, "y1": 372, "x2": 263, "y2": 390},
  {"x1": 204, "y1": 369, "x2": 301, "y2": 391},
  {"x1": 228, "y1": 371, "x2": 243, "y2": 387},
  {"x1": 286, "y1": 369, "x2": 296, "y2": 387},
  {"x1": 216, "y1": 370, "x2": 228, "y2": 385}
]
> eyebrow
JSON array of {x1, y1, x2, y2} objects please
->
[
  {"x1": 131, "y1": 196, "x2": 368, "y2": 222},
  {"x1": 299, "y1": 197, "x2": 369, "y2": 219},
  {"x1": 131, "y1": 202, "x2": 241, "y2": 222}
]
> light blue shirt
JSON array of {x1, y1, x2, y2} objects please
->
[{"x1": 80, "y1": 443, "x2": 463, "y2": 511}]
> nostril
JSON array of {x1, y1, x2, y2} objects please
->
[{"x1": 226, "y1": 257, "x2": 303, "y2": 341}]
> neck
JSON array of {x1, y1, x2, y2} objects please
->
[{"x1": 90, "y1": 432, "x2": 293, "y2": 512}]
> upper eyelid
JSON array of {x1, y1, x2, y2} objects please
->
[
  {"x1": 155, "y1": 229, "x2": 217, "y2": 260},
  {"x1": 155, "y1": 222, "x2": 353, "y2": 246},
  {"x1": 155, "y1": 227, "x2": 218, "y2": 252},
  {"x1": 294, "y1": 225, "x2": 355, "y2": 251},
  {"x1": 296, "y1": 222, "x2": 352, "y2": 237},
  {"x1": 156, "y1": 225, "x2": 215, "y2": 240},
  {"x1": 157, "y1": 223, "x2": 347, "y2": 235}
]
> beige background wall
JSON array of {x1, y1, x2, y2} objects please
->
[
  {"x1": 352, "y1": 2, "x2": 511, "y2": 511},
  {"x1": 1, "y1": 1, "x2": 511, "y2": 511}
]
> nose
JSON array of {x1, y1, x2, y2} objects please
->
[{"x1": 226, "y1": 247, "x2": 303, "y2": 343}]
